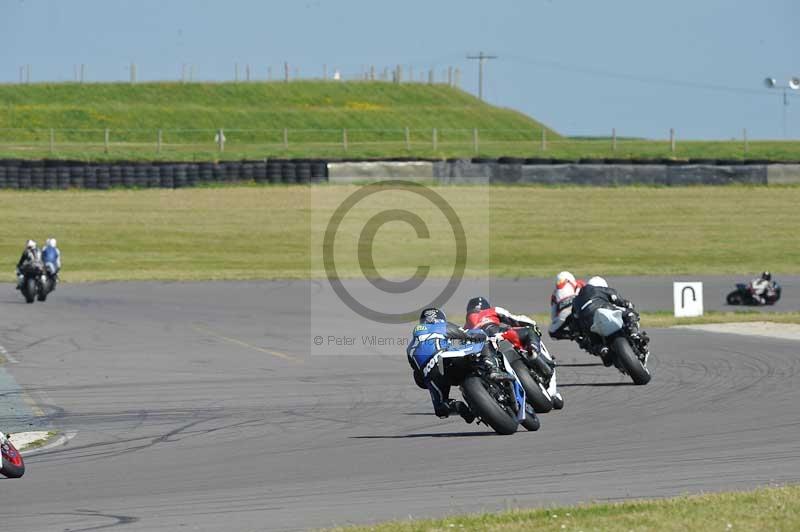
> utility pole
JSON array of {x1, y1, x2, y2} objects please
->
[{"x1": 466, "y1": 51, "x2": 497, "y2": 101}]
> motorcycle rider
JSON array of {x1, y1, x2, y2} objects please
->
[
  {"x1": 749, "y1": 271, "x2": 776, "y2": 305},
  {"x1": 548, "y1": 271, "x2": 586, "y2": 341},
  {"x1": 568, "y1": 276, "x2": 642, "y2": 366},
  {"x1": 407, "y1": 307, "x2": 510, "y2": 422},
  {"x1": 15, "y1": 240, "x2": 40, "y2": 290},
  {"x1": 41, "y1": 237, "x2": 61, "y2": 288},
  {"x1": 464, "y1": 296, "x2": 555, "y2": 381}
]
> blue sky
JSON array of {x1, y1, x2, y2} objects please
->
[{"x1": 2, "y1": 0, "x2": 798, "y2": 139}]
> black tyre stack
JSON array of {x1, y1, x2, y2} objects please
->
[
  {"x1": 267, "y1": 160, "x2": 282, "y2": 184},
  {"x1": 70, "y1": 164, "x2": 85, "y2": 189}
]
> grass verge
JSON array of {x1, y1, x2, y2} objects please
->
[
  {"x1": 0, "y1": 185, "x2": 797, "y2": 281},
  {"x1": 330, "y1": 484, "x2": 799, "y2": 532}
]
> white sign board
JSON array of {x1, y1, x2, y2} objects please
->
[{"x1": 674, "y1": 282, "x2": 703, "y2": 317}]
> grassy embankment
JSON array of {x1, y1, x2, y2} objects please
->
[
  {"x1": 1, "y1": 82, "x2": 799, "y2": 160},
  {"x1": 331, "y1": 485, "x2": 800, "y2": 532},
  {"x1": 0, "y1": 185, "x2": 796, "y2": 283}
]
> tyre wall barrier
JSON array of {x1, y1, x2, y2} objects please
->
[
  {"x1": 433, "y1": 159, "x2": 770, "y2": 186},
  {"x1": 0, "y1": 159, "x2": 330, "y2": 189},
  {"x1": 0, "y1": 158, "x2": 793, "y2": 189}
]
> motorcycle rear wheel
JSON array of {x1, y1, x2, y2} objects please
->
[
  {"x1": 612, "y1": 337, "x2": 651, "y2": 385},
  {"x1": 511, "y1": 359, "x2": 553, "y2": 413},
  {"x1": 461, "y1": 376, "x2": 518, "y2": 435}
]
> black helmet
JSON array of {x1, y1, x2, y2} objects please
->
[
  {"x1": 419, "y1": 307, "x2": 446, "y2": 324},
  {"x1": 762, "y1": 271, "x2": 772, "y2": 281},
  {"x1": 466, "y1": 297, "x2": 491, "y2": 314}
]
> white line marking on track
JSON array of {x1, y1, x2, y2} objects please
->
[{"x1": 0, "y1": 343, "x2": 19, "y2": 364}]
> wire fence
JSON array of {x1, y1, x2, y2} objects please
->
[{"x1": 0, "y1": 127, "x2": 794, "y2": 160}]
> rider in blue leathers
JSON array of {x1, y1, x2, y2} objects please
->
[
  {"x1": 407, "y1": 307, "x2": 510, "y2": 422},
  {"x1": 41, "y1": 237, "x2": 61, "y2": 287}
]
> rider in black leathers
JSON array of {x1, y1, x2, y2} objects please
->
[
  {"x1": 567, "y1": 276, "x2": 636, "y2": 366},
  {"x1": 15, "y1": 240, "x2": 40, "y2": 290}
]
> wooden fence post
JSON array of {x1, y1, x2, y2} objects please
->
[
  {"x1": 670, "y1": 128, "x2": 676, "y2": 154},
  {"x1": 405, "y1": 127, "x2": 411, "y2": 151},
  {"x1": 104, "y1": 128, "x2": 110, "y2": 153},
  {"x1": 473, "y1": 128, "x2": 479, "y2": 154}
]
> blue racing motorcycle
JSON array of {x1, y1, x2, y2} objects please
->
[{"x1": 438, "y1": 338, "x2": 538, "y2": 435}]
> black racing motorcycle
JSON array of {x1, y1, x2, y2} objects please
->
[
  {"x1": 726, "y1": 282, "x2": 781, "y2": 306},
  {"x1": 571, "y1": 306, "x2": 651, "y2": 385},
  {"x1": 18, "y1": 260, "x2": 55, "y2": 304}
]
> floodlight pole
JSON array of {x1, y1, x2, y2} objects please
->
[
  {"x1": 467, "y1": 51, "x2": 498, "y2": 101},
  {"x1": 765, "y1": 76, "x2": 799, "y2": 139}
]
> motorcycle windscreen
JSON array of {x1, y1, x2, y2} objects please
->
[{"x1": 590, "y1": 307, "x2": 624, "y2": 337}]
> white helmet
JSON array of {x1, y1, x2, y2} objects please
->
[
  {"x1": 25, "y1": 239, "x2": 36, "y2": 250},
  {"x1": 47, "y1": 237, "x2": 57, "y2": 248},
  {"x1": 587, "y1": 276, "x2": 608, "y2": 288},
  {"x1": 555, "y1": 271, "x2": 576, "y2": 289}
]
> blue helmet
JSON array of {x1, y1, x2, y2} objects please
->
[{"x1": 419, "y1": 307, "x2": 446, "y2": 324}]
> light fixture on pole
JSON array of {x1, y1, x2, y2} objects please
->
[{"x1": 764, "y1": 76, "x2": 800, "y2": 139}]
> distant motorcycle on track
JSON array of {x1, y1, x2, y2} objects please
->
[
  {"x1": 1, "y1": 432, "x2": 25, "y2": 478},
  {"x1": 726, "y1": 282, "x2": 781, "y2": 306},
  {"x1": 18, "y1": 260, "x2": 54, "y2": 304}
]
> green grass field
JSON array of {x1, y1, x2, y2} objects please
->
[
  {"x1": 1, "y1": 82, "x2": 798, "y2": 161},
  {"x1": 0, "y1": 185, "x2": 797, "y2": 282},
  {"x1": 332, "y1": 485, "x2": 800, "y2": 532}
]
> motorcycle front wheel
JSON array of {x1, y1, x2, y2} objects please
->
[
  {"x1": 23, "y1": 277, "x2": 36, "y2": 304},
  {"x1": 461, "y1": 376, "x2": 518, "y2": 435}
]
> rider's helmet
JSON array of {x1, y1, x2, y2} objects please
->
[
  {"x1": 47, "y1": 237, "x2": 57, "y2": 248},
  {"x1": 419, "y1": 307, "x2": 447, "y2": 324},
  {"x1": 25, "y1": 239, "x2": 36, "y2": 250},
  {"x1": 761, "y1": 271, "x2": 772, "y2": 282},
  {"x1": 555, "y1": 271, "x2": 576, "y2": 289},
  {"x1": 587, "y1": 276, "x2": 608, "y2": 288},
  {"x1": 466, "y1": 297, "x2": 491, "y2": 314}
]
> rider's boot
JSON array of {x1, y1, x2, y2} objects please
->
[
  {"x1": 529, "y1": 353, "x2": 554, "y2": 382},
  {"x1": 449, "y1": 400, "x2": 475, "y2": 423},
  {"x1": 481, "y1": 354, "x2": 514, "y2": 382}
]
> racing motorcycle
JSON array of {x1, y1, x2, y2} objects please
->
[
  {"x1": 726, "y1": 282, "x2": 781, "y2": 306},
  {"x1": 0, "y1": 432, "x2": 25, "y2": 478},
  {"x1": 501, "y1": 331, "x2": 564, "y2": 413},
  {"x1": 437, "y1": 339, "x2": 539, "y2": 434},
  {"x1": 571, "y1": 306, "x2": 651, "y2": 385},
  {"x1": 18, "y1": 260, "x2": 54, "y2": 304}
]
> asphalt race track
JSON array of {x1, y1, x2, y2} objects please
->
[{"x1": 1, "y1": 280, "x2": 798, "y2": 531}]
